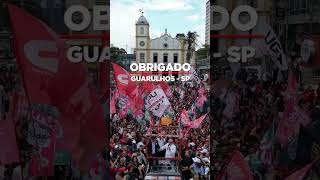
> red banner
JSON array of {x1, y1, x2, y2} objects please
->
[
  {"x1": 285, "y1": 162, "x2": 314, "y2": 180},
  {"x1": 217, "y1": 151, "x2": 254, "y2": 180},
  {"x1": 0, "y1": 116, "x2": 19, "y2": 164},
  {"x1": 185, "y1": 113, "x2": 207, "y2": 128},
  {"x1": 8, "y1": 4, "x2": 106, "y2": 171},
  {"x1": 276, "y1": 98, "x2": 310, "y2": 146},
  {"x1": 112, "y1": 63, "x2": 137, "y2": 95}
]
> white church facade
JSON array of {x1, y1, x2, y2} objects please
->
[{"x1": 134, "y1": 13, "x2": 196, "y2": 66}]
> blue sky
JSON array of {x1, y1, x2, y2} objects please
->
[{"x1": 111, "y1": 0, "x2": 207, "y2": 53}]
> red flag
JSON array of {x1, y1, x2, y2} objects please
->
[
  {"x1": 285, "y1": 162, "x2": 314, "y2": 180},
  {"x1": 0, "y1": 116, "x2": 19, "y2": 164},
  {"x1": 287, "y1": 72, "x2": 297, "y2": 96},
  {"x1": 222, "y1": 92, "x2": 238, "y2": 119},
  {"x1": 196, "y1": 85, "x2": 207, "y2": 108},
  {"x1": 141, "y1": 81, "x2": 155, "y2": 93},
  {"x1": 8, "y1": 4, "x2": 106, "y2": 171},
  {"x1": 128, "y1": 85, "x2": 144, "y2": 114},
  {"x1": 110, "y1": 95, "x2": 116, "y2": 114},
  {"x1": 178, "y1": 109, "x2": 190, "y2": 125},
  {"x1": 217, "y1": 151, "x2": 254, "y2": 180},
  {"x1": 112, "y1": 63, "x2": 137, "y2": 95},
  {"x1": 186, "y1": 113, "x2": 207, "y2": 128},
  {"x1": 276, "y1": 98, "x2": 310, "y2": 146},
  {"x1": 77, "y1": 94, "x2": 106, "y2": 170},
  {"x1": 183, "y1": 126, "x2": 191, "y2": 138},
  {"x1": 276, "y1": 71, "x2": 307, "y2": 145},
  {"x1": 9, "y1": 91, "x2": 29, "y2": 124},
  {"x1": 156, "y1": 81, "x2": 172, "y2": 98},
  {"x1": 196, "y1": 94, "x2": 207, "y2": 108},
  {"x1": 29, "y1": 131, "x2": 56, "y2": 176},
  {"x1": 199, "y1": 85, "x2": 205, "y2": 95}
]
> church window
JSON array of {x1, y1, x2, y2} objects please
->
[
  {"x1": 140, "y1": 53, "x2": 145, "y2": 62},
  {"x1": 140, "y1": 27, "x2": 144, "y2": 34},
  {"x1": 173, "y1": 53, "x2": 178, "y2": 63},
  {"x1": 163, "y1": 53, "x2": 168, "y2": 63},
  {"x1": 153, "y1": 53, "x2": 158, "y2": 63}
]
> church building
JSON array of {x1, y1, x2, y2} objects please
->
[{"x1": 134, "y1": 12, "x2": 195, "y2": 67}]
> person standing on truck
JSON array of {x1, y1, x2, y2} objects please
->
[
  {"x1": 158, "y1": 138, "x2": 177, "y2": 165},
  {"x1": 148, "y1": 136, "x2": 160, "y2": 166}
]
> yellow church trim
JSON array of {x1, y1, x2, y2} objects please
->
[
  {"x1": 147, "y1": 32, "x2": 150, "y2": 63},
  {"x1": 179, "y1": 40, "x2": 185, "y2": 64}
]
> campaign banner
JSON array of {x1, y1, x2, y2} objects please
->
[
  {"x1": 146, "y1": 88, "x2": 170, "y2": 117},
  {"x1": 8, "y1": 4, "x2": 106, "y2": 171},
  {"x1": 252, "y1": 21, "x2": 288, "y2": 71},
  {"x1": 188, "y1": 67, "x2": 200, "y2": 84}
]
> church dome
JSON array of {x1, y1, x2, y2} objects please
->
[{"x1": 136, "y1": 15, "x2": 149, "y2": 25}]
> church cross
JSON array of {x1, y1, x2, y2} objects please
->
[{"x1": 139, "y1": 9, "x2": 144, "y2": 16}]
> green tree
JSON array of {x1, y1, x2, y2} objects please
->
[
  {"x1": 196, "y1": 44, "x2": 209, "y2": 59},
  {"x1": 110, "y1": 46, "x2": 126, "y2": 60},
  {"x1": 186, "y1": 31, "x2": 198, "y2": 63}
]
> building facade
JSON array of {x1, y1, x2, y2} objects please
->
[
  {"x1": 135, "y1": 13, "x2": 195, "y2": 66},
  {"x1": 273, "y1": 0, "x2": 320, "y2": 84},
  {"x1": 205, "y1": 0, "x2": 210, "y2": 45},
  {"x1": 118, "y1": 54, "x2": 135, "y2": 71},
  {"x1": 211, "y1": 0, "x2": 274, "y2": 80}
]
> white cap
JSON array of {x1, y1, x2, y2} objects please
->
[
  {"x1": 115, "y1": 145, "x2": 119, "y2": 149},
  {"x1": 205, "y1": 167, "x2": 209, "y2": 175},
  {"x1": 200, "y1": 149, "x2": 208, "y2": 154},
  {"x1": 127, "y1": 134, "x2": 133, "y2": 139},
  {"x1": 189, "y1": 142, "x2": 195, "y2": 147},
  {"x1": 137, "y1": 142, "x2": 145, "y2": 149},
  {"x1": 132, "y1": 140, "x2": 137, "y2": 144},
  {"x1": 192, "y1": 157, "x2": 201, "y2": 163},
  {"x1": 202, "y1": 157, "x2": 210, "y2": 163}
]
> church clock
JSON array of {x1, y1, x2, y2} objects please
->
[{"x1": 140, "y1": 41, "x2": 145, "y2": 47}]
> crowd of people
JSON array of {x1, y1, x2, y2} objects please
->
[
  {"x1": 211, "y1": 62, "x2": 320, "y2": 179},
  {"x1": 109, "y1": 79, "x2": 210, "y2": 180},
  {"x1": 0, "y1": 64, "x2": 19, "y2": 121}
]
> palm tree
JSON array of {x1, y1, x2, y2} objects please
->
[{"x1": 186, "y1": 31, "x2": 198, "y2": 63}]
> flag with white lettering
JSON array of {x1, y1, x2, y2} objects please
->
[
  {"x1": 8, "y1": 4, "x2": 106, "y2": 171},
  {"x1": 252, "y1": 21, "x2": 288, "y2": 70},
  {"x1": 146, "y1": 88, "x2": 170, "y2": 117},
  {"x1": 188, "y1": 67, "x2": 200, "y2": 84},
  {"x1": 112, "y1": 63, "x2": 137, "y2": 95}
]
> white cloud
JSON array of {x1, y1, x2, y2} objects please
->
[
  {"x1": 185, "y1": 14, "x2": 200, "y2": 21},
  {"x1": 150, "y1": 30, "x2": 162, "y2": 39},
  {"x1": 143, "y1": 0, "x2": 193, "y2": 11},
  {"x1": 192, "y1": 23, "x2": 206, "y2": 48},
  {"x1": 111, "y1": 0, "x2": 207, "y2": 53},
  {"x1": 110, "y1": 1, "x2": 138, "y2": 53}
]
